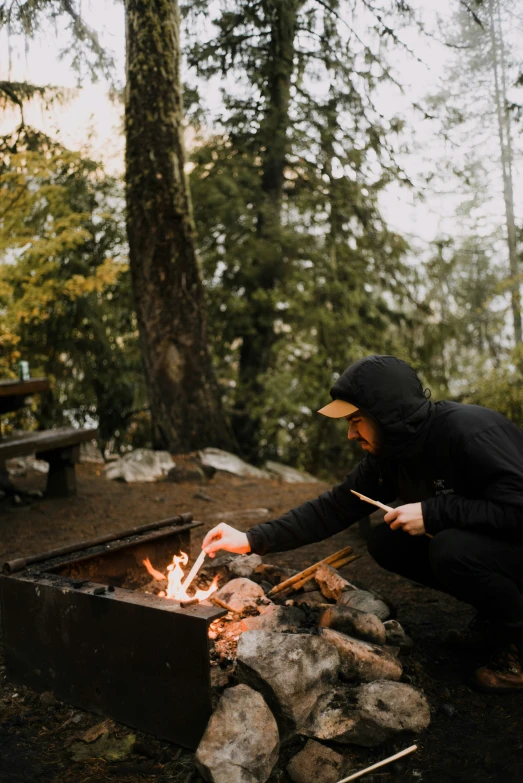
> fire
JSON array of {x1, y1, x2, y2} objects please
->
[{"x1": 143, "y1": 552, "x2": 218, "y2": 602}]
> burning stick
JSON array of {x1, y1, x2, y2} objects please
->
[
  {"x1": 182, "y1": 549, "x2": 207, "y2": 593},
  {"x1": 334, "y1": 743, "x2": 418, "y2": 782},
  {"x1": 351, "y1": 490, "x2": 433, "y2": 539},
  {"x1": 267, "y1": 546, "x2": 353, "y2": 597}
]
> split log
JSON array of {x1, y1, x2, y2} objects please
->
[
  {"x1": 276, "y1": 554, "x2": 362, "y2": 597},
  {"x1": 267, "y1": 547, "x2": 353, "y2": 597}
]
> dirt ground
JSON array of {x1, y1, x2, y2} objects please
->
[{"x1": 1, "y1": 462, "x2": 523, "y2": 783}]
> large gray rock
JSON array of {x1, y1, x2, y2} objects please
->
[
  {"x1": 314, "y1": 564, "x2": 354, "y2": 602},
  {"x1": 240, "y1": 605, "x2": 306, "y2": 633},
  {"x1": 352, "y1": 680, "x2": 430, "y2": 745},
  {"x1": 237, "y1": 630, "x2": 340, "y2": 738},
  {"x1": 196, "y1": 685, "x2": 279, "y2": 783},
  {"x1": 264, "y1": 461, "x2": 320, "y2": 484},
  {"x1": 104, "y1": 449, "x2": 174, "y2": 483},
  {"x1": 303, "y1": 681, "x2": 430, "y2": 747},
  {"x1": 229, "y1": 554, "x2": 264, "y2": 578},
  {"x1": 213, "y1": 578, "x2": 267, "y2": 614},
  {"x1": 287, "y1": 740, "x2": 344, "y2": 783},
  {"x1": 337, "y1": 590, "x2": 390, "y2": 621},
  {"x1": 199, "y1": 448, "x2": 271, "y2": 479},
  {"x1": 301, "y1": 686, "x2": 358, "y2": 743},
  {"x1": 319, "y1": 606, "x2": 386, "y2": 646},
  {"x1": 319, "y1": 628, "x2": 402, "y2": 682}
]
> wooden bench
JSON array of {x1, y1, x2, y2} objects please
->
[{"x1": 0, "y1": 427, "x2": 98, "y2": 497}]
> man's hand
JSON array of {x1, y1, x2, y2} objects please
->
[
  {"x1": 202, "y1": 523, "x2": 252, "y2": 558},
  {"x1": 384, "y1": 502, "x2": 426, "y2": 536}
]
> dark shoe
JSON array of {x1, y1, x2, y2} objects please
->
[
  {"x1": 474, "y1": 643, "x2": 523, "y2": 692},
  {"x1": 445, "y1": 614, "x2": 495, "y2": 653}
]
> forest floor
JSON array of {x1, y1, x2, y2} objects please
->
[{"x1": 1, "y1": 462, "x2": 523, "y2": 783}]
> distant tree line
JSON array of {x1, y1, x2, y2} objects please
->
[{"x1": 0, "y1": 0, "x2": 522, "y2": 478}]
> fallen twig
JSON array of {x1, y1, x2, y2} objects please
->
[{"x1": 335, "y1": 744, "x2": 418, "y2": 783}]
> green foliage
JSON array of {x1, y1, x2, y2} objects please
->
[
  {"x1": 188, "y1": 0, "x2": 420, "y2": 471},
  {"x1": 401, "y1": 236, "x2": 507, "y2": 400},
  {"x1": 187, "y1": 0, "x2": 415, "y2": 470},
  {"x1": 465, "y1": 346, "x2": 523, "y2": 427},
  {"x1": 0, "y1": 126, "x2": 145, "y2": 448}
]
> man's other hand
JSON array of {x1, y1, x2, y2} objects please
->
[
  {"x1": 384, "y1": 502, "x2": 426, "y2": 536},
  {"x1": 202, "y1": 523, "x2": 252, "y2": 558}
]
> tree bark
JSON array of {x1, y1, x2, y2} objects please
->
[
  {"x1": 488, "y1": 0, "x2": 522, "y2": 344},
  {"x1": 125, "y1": 0, "x2": 235, "y2": 451},
  {"x1": 232, "y1": 0, "x2": 301, "y2": 460}
]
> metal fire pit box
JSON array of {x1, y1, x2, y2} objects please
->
[{"x1": 0, "y1": 513, "x2": 226, "y2": 749}]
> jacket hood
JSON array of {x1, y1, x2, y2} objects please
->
[{"x1": 330, "y1": 355, "x2": 434, "y2": 459}]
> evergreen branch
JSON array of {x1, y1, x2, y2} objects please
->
[
  {"x1": 0, "y1": 81, "x2": 24, "y2": 124},
  {"x1": 312, "y1": 0, "x2": 435, "y2": 121},
  {"x1": 61, "y1": 0, "x2": 107, "y2": 63},
  {"x1": 0, "y1": 81, "x2": 67, "y2": 126},
  {"x1": 359, "y1": 0, "x2": 426, "y2": 66},
  {"x1": 460, "y1": 1, "x2": 485, "y2": 29},
  {"x1": 412, "y1": 24, "x2": 475, "y2": 51},
  {"x1": 0, "y1": 185, "x2": 27, "y2": 220}
]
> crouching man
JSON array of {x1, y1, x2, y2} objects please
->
[{"x1": 203, "y1": 355, "x2": 523, "y2": 692}]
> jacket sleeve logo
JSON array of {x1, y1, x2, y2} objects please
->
[{"x1": 433, "y1": 478, "x2": 454, "y2": 495}]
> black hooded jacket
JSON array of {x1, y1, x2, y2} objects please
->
[{"x1": 246, "y1": 355, "x2": 523, "y2": 555}]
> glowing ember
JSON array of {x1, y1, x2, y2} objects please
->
[{"x1": 143, "y1": 551, "x2": 218, "y2": 602}]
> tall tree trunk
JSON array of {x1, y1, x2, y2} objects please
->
[
  {"x1": 488, "y1": 0, "x2": 522, "y2": 344},
  {"x1": 125, "y1": 0, "x2": 235, "y2": 451},
  {"x1": 233, "y1": 0, "x2": 301, "y2": 460}
]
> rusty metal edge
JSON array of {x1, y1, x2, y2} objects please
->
[
  {"x1": 3, "y1": 512, "x2": 195, "y2": 574},
  {"x1": 44, "y1": 522, "x2": 202, "y2": 573}
]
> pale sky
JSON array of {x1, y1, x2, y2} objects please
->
[{"x1": 0, "y1": 0, "x2": 521, "y2": 259}]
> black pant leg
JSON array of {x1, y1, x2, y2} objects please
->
[
  {"x1": 429, "y1": 529, "x2": 523, "y2": 628},
  {"x1": 366, "y1": 523, "x2": 444, "y2": 591}
]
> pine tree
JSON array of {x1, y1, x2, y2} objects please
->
[
  {"x1": 426, "y1": 0, "x2": 523, "y2": 346},
  {"x1": 186, "y1": 0, "x2": 413, "y2": 465},
  {"x1": 124, "y1": 0, "x2": 235, "y2": 451}
]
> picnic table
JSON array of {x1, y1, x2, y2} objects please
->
[
  {"x1": 0, "y1": 377, "x2": 98, "y2": 497},
  {"x1": 0, "y1": 378, "x2": 50, "y2": 414}
]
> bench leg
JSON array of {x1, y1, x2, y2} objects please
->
[
  {"x1": 39, "y1": 446, "x2": 80, "y2": 498},
  {"x1": 0, "y1": 458, "x2": 15, "y2": 494}
]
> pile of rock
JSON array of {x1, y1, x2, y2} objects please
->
[
  {"x1": 102, "y1": 446, "x2": 322, "y2": 485},
  {"x1": 195, "y1": 554, "x2": 429, "y2": 783}
]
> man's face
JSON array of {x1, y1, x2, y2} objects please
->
[{"x1": 346, "y1": 412, "x2": 382, "y2": 455}]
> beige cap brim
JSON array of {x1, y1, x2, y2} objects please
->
[{"x1": 317, "y1": 399, "x2": 359, "y2": 418}]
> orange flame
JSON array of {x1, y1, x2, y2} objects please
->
[
  {"x1": 142, "y1": 551, "x2": 218, "y2": 602},
  {"x1": 143, "y1": 557, "x2": 166, "y2": 581}
]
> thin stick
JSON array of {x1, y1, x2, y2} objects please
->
[
  {"x1": 350, "y1": 489, "x2": 394, "y2": 513},
  {"x1": 182, "y1": 549, "x2": 206, "y2": 592},
  {"x1": 329, "y1": 553, "x2": 362, "y2": 571},
  {"x1": 267, "y1": 546, "x2": 353, "y2": 597},
  {"x1": 335, "y1": 744, "x2": 418, "y2": 783},
  {"x1": 285, "y1": 554, "x2": 362, "y2": 594},
  {"x1": 351, "y1": 490, "x2": 434, "y2": 539}
]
